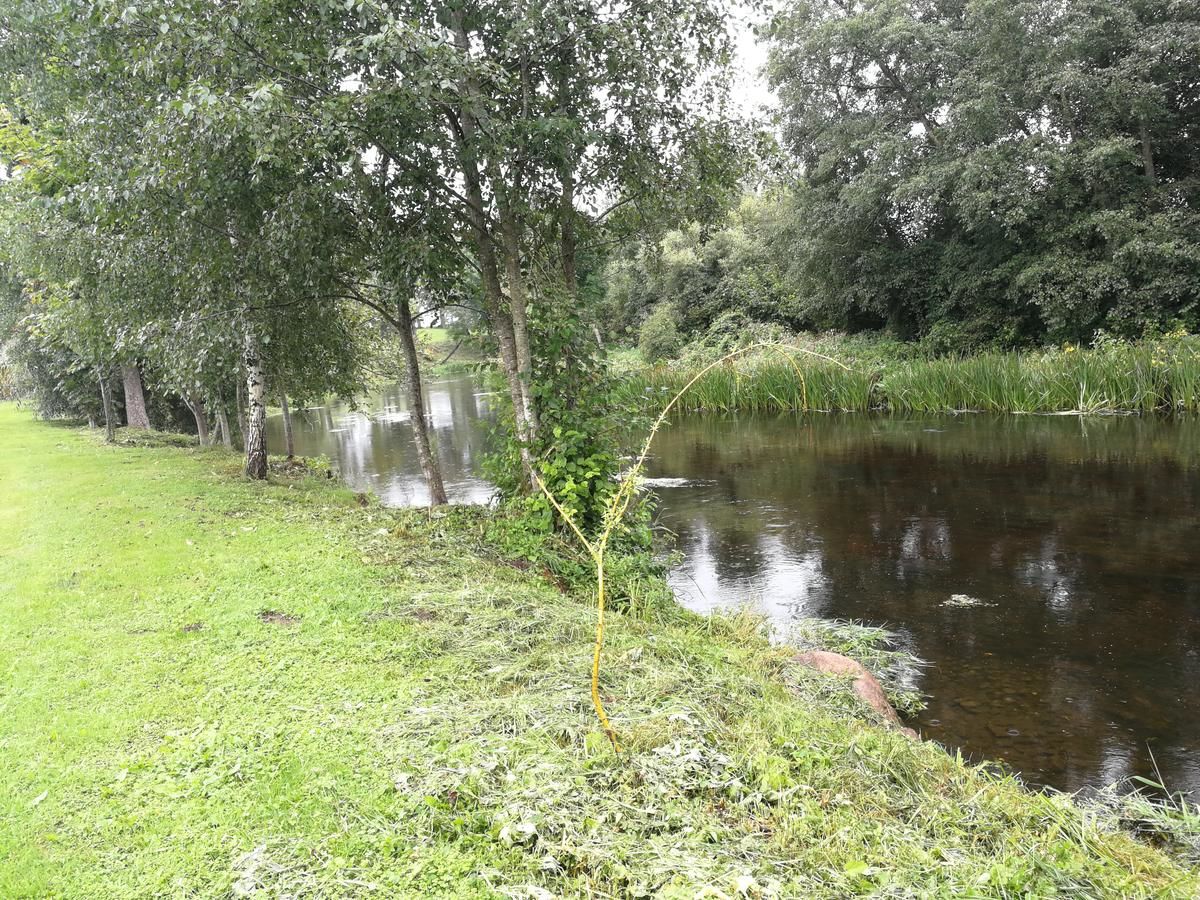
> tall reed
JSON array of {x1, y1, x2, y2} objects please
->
[{"x1": 616, "y1": 335, "x2": 1200, "y2": 416}]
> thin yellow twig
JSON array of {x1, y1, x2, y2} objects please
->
[{"x1": 532, "y1": 341, "x2": 853, "y2": 752}]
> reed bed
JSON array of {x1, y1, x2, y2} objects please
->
[
  {"x1": 622, "y1": 357, "x2": 877, "y2": 413},
  {"x1": 616, "y1": 336, "x2": 1200, "y2": 416}
]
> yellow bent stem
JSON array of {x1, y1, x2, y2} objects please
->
[{"x1": 532, "y1": 341, "x2": 853, "y2": 752}]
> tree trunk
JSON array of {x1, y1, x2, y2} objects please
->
[
  {"x1": 460, "y1": 165, "x2": 530, "y2": 455},
  {"x1": 397, "y1": 290, "x2": 449, "y2": 506},
  {"x1": 215, "y1": 404, "x2": 233, "y2": 450},
  {"x1": 280, "y1": 392, "x2": 295, "y2": 458},
  {"x1": 560, "y1": 170, "x2": 578, "y2": 302},
  {"x1": 1139, "y1": 118, "x2": 1156, "y2": 182},
  {"x1": 97, "y1": 367, "x2": 115, "y2": 443},
  {"x1": 243, "y1": 334, "x2": 268, "y2": 479},
  {"x1": 186, "y1": 396, "x2": 210, "y2": 445},
  {"x1": 235, "y1": 377, "x2": 248, "y2": 450},
  {"x1": 498, "y1": 200, "x2": 539, "y2": 438},
  {"x1": 449, "y1": 9, "x2": 535, "y2": 486},
  {"x1": 122, "y1": 364, "x2": 151, "y2": 429},
  {"x1": 212, "y1": 408, "x2": 225, "y2": 447},
  {"x1": 477, "y1": 222, "x2": 534, "y2": 468}
]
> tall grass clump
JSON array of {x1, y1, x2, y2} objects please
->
[
  {"x1": 619, "y1": 332, "x2": 1200, "y2": 416},
  {"x1": 616, "y1": 356, "x2": 873, "y2": 414},
  {"x1": 0, "y1": 363, "x2": 18, "y2": 401}
]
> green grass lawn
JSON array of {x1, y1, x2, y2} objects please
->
[
  {"x1": 416, "y1": 327, "x2": 453, "y2": 344},
  {"x1": 1, "y1": 403, "x2": 1195, "y2": 897},
  {"x1": 415, "y1": 327, "x2": 485, "y2": 371}
]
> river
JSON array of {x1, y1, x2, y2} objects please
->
[{"x1": 268, "y1": 374, "x2": 1200, "y2": 796}]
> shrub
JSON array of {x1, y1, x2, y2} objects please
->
[
  {"x1": 0, "y1": 362, "x2": 17, "y2": 401},
  {"x1": 638, "y1": 304, "x2": 682, "y2": 363}
]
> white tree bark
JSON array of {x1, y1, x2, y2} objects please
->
[
  {"x1": 397, "y1": 290, "x2": 448, "y2": 505},
  {"x1": 243, "y1": 335, "x2": 268, "y2": 479},
  {"x1": 235, "y1": 378, "x2": 248, "y2": 450}
]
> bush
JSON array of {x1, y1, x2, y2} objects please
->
[
  {"x1": 0, "y1": 363, "x2": 17, "y2": 401},
  {"x1": 637, "y1": 304, "x2": 682, "y2": 362}
]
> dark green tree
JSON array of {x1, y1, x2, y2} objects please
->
[{"x1": 766, "y1": 0, "x2": 1200, "y2": 347}]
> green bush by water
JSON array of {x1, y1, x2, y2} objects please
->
[{"x1": 0, "y1": 364, "x2": 16, "y2": 402}]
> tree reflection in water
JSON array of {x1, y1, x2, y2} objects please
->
[
  {"x1": 647, "y1": 413, "x2": 1200, "y2": 795},
  {"x1": 267, "y1": 375, "x2": 497, "y2": 507}
]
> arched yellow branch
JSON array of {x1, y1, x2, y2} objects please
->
[{"x1": 532, "y1": 341, "x2": 853, "y2": 751}]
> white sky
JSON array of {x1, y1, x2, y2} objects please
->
[{"x1": 728, "y1": 3, "x2": 778, "y2": 120}]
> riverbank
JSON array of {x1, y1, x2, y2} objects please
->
[
  {"x1": 616, "y1": 332, "x2": 1200, "y2": 415},
  {"x1": 1, "y1": 405, "x2": 1196, "y2": 897}
]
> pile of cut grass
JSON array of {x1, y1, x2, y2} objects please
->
[{"x1": 1, "y1": 404, "x2": 1196, "y2": 897}]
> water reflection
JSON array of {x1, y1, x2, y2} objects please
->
[
  {"x1": 647, "y1": 413, "x2": 1200, "y2": 795},
  {"x1": 265, "y1": 375, "x2": 496, "y2": 506}
]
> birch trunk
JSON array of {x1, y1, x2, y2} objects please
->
[
  {"x1": 396, "y1": 291, "x2": 449, "y2": 506},
  {"x1": 122, "y1": 364, "x2": 151, "y2": 429},
  {"x1": 235, "y1": 377, "x2": 248, "y2": 450},
  {"x1": 243, "y1": 335, "x2": 268, "y2": 479}
]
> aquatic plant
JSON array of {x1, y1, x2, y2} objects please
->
[{"x1": 616, "y1": 334, "x2": 1200, "y2": 416}]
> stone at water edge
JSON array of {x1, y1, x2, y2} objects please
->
[{"x1": 794, "y1": 650, "x2": 919, "y2": 740}]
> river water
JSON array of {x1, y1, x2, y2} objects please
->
[{"x1": 269, "y1": 375, "x2": 1200, "y2": 796}]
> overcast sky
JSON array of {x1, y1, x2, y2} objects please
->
[{"x1": 729, "y1": 3, "x2": 778, "y2": 119}]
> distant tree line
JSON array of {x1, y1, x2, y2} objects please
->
[{"x1": 609, "y1": 0, "x2": 1199, "y2": 356}]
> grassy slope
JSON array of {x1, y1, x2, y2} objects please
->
[
  {"x1": 416, "y1": 327, "x2": 484, "y2": 367},
  {"x1": 0, "y1": 404, "x2": 1195, "y2": 898}
]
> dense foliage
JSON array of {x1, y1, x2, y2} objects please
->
[
  {"x1": 613, "y1": 0, "x2": 1200, "y2": 354},
  {"x1": 0, "y1": 0, "x2": 739, "y2": 516}
]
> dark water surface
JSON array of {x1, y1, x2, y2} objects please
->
[
  {"x1": 269, "y1": 379, "x2": 1200, "y2": 795},
  {"x1": 646, "y1": 413, "x2": 1200, "y2": 795}
]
